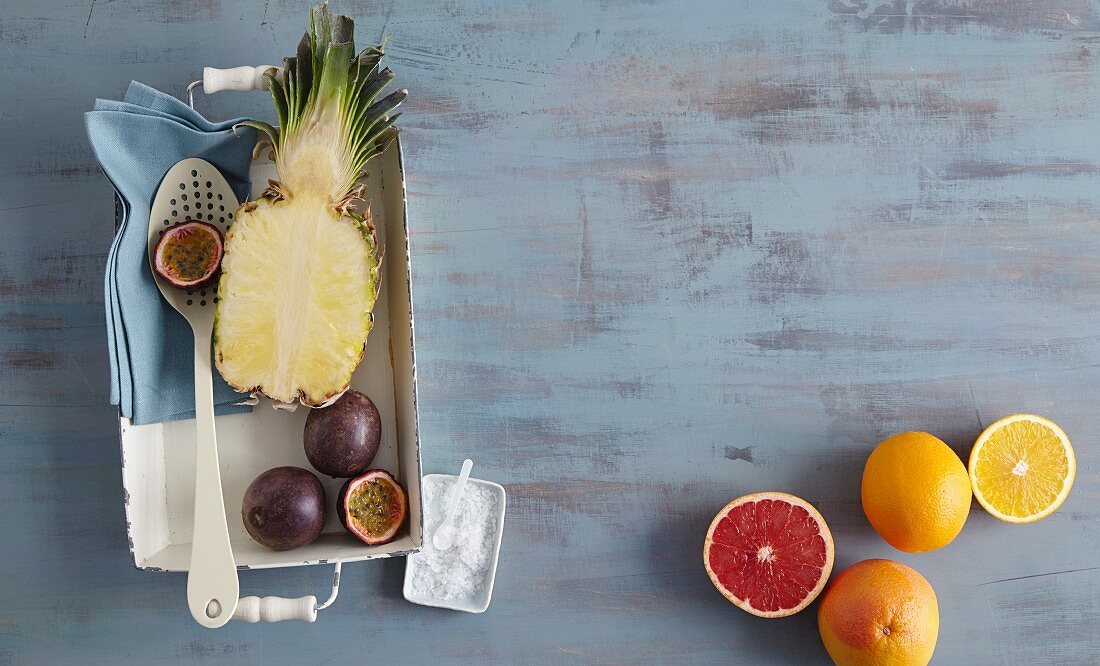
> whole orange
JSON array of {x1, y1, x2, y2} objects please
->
[
  {"x1": 818, "y1": 559, "x2": 939, "y2": 666},
  {"x1": 861, "y1": 431, "x2": 971, "y2": 552}
]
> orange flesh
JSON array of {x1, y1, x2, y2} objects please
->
[{"x1": 971, "y1": 418, "x2": 1072, "y2": 520}]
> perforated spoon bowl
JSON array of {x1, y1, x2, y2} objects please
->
[{"x1": 148, "y1": 158, "x2": 240, "y2": 628}]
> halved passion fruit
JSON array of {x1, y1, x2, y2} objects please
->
[
  {"x1": 339, "y1": 469, "x2": 407, "y2": 545},
  {"x1": 152, "y1": 219, "x2": 224, "y2": 289}
]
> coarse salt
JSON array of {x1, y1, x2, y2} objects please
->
[{"x1": 407, "y1": 475, "x2": 500, "y2": 601}]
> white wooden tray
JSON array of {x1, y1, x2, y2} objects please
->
[{"x1": 119, "y1": 140, "x2": 423, "y2": 573}]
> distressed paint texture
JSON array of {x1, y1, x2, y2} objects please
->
[{"x1": 2, "y1": 0, "x2": 1100, "y2": 663}]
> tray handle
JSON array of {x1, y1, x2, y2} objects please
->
[
  {"x1": 231, "y1": 561, "x2": 342, "y2": 624},
  {"x1": 233, "y1": 595, "x2": 317, "y2": 623},
  {"x1": 204, "y1": 66, "x2": 279, "y2": 93},
  {"x1": 187, "y1": 66, "x2": 280, "y2": 107}
]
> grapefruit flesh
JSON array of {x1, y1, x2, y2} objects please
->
[{"x1": 704, "y1": 492, "x2": 834, "y2": 618}]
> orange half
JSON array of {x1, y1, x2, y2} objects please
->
[{"x1": 969, "y1": 414, "x2": 1075, "y2": 524}]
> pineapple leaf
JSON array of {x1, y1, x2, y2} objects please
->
[
  {"x1": 318, "y1": 40, "x2": 354, "y2": 107},
  {"x1": 356, "y1": 67, "x2": 396, "y2": 110},
  {"x1": 266, "y1": 73, "x2": 289, "y2": 134},
  {"x1": 355, "y1": 45, "x2": 386, "y2": 82},
  {"x1": 357, "y1": 89, "x2": 407, "y2": 138},
  {"x1": 373, "y1": 125, "x2": 399, "y2": 150},
  {"x1": 295, "y1": 32, "x2": 313, "y2": 102},
  {"x1": 236, "y1": 119, "x2": 279, "y2": 147},
  {"x1": 309, "y1": 5, "x2": 333, "y2": 87},
  {"x1": 332, "y1": 14, "x2": 354, "y2": 44}
]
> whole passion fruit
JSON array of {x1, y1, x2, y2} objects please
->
[
  {"x1": 241, "y1": 466, "x2": 326, "y2": 551},
  {"x1": 152, "y1": 219, "x2": 224, "y2": 289},
  {"x1": 338, "y1": 469, "x2": 407, "y2": 546},
  {"x1": 303, "y1": 390, "x2": 382, "y2": 477}
]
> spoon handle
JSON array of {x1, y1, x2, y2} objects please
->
[
  {"x1": 186, "y1": 325, "x2": 239, "y2": 627},
  {"x1": 435, "y1": 459, "x2": 473, "y2": 549}
]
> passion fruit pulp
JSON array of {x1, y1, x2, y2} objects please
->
[
  {"x1": 153, "y1": 219, "x2": 224, "y2": 289},
  {"x1": 338, "y1": 469, "x2": 407, "y2": 545}
]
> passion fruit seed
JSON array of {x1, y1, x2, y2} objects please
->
[{"x1": 348, "y1": 479, "x2": 398, "y2": 536}]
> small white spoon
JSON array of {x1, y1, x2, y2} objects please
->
[{"x1": 433, "y1": 459, "x2": 473, "y2": 551}]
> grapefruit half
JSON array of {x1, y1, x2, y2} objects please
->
[{"x1": 703, "y1": 491, "x2": 834, "y2": 618}]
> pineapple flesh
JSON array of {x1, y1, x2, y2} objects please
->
[{"x1": 214, "y1": 3, "x2": 405, "y2": 405}]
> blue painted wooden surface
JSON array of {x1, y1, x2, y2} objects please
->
[{"x1": 2, "y1": 0, "x2": 1099, "y2": 663}]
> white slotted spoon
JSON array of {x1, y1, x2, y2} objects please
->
[
  {"x1": 150, "y1": 158, "x2": 322, "y2": 626},
  {"x1": 148, "y1": 158, "x2": 240, "y2": 628}
]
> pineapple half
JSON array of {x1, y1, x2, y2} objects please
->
[{"x1": 214, "y1": 3, "x2": 406, "y2": 405}]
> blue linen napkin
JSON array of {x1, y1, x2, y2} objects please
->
[{"x1": 86, "y1": 82, "x2": 257, "y2": 425}]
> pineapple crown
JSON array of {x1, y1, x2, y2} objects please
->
[{"x1": 242, "y1": 3, "x2": 407, "y2": 206}]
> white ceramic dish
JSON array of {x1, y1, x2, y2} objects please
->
[
  {"x1": 119, "y1": 140, "x2": 423, "y2": 573},
  {"x1": 402, "y1": 474, "x2": 506, "y2": 613}
]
